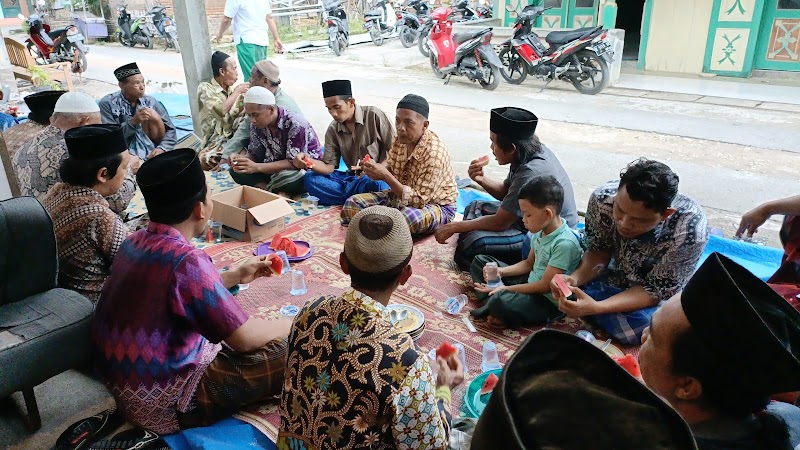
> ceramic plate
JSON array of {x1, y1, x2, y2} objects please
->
[
  {"x1": 386, "y1": 304, "x2": 425, "y2": 334},
  {"x1": 462, "y1": 369, "x2": 503, "y2": 419},
  {"x1": 593, "y1": 340, "x2": 625, "y2": 358},
  {"x1": 254, "y1": 240, "x2": 315, "y2": 262}
]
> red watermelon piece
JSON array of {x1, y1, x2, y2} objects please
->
[
  {"x1": 269, "y1": 233, "x2": 285, "y2": 249},
  {"x1": 436, "y1": 341, "x2": 458, "y2": 360},
  {"x1": 303, "y1": 155, "x2": 314, "y2": 169},
  {"x1": 270, "y1": 236, "x2": 309, "y2": 258},
  {"x1": 267, "y1": 253, "x2": 284, "y2": 275},
  {"x1": 612, "y1": 354, "x2": 642, "y2": 378},
  {"x1": 479, "y1": 372, "x2": 499, "y2": 396},
  {"x1": 476, "y1": 155, "x2": 490, "y2": 166},
  {"x1": 362, "y1": 154, "x2": 372, "y2": 164}
]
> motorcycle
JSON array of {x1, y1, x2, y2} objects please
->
[
  {"x1": 325, "y1": 0, "x2": 349, "y2": 56},
  {"x1": 450, "y1": 0, "x2": 478, "y2": 22},
  {"x1": 396, "y1": 0, "x2": 428, "y2": 48},
  {"x1": 363, "y1": 0, "x2": 398, "y2": 47},
  {"x1": 117, "y1": 5, "x2": 153, "y2": 49},
  {"x1": 417, "y1": 15, "x2": 434, "y2": 57},
  {"x1": 428, "y1": 6, "x2": 502, "y2": 90},
  {"x1": 476, "y1": 1, "x2": 492, "y2": 18},
  {"x1": 497, "y1": 4, "x2": 613, "y2": 94},
  {"x1": 148, "y1": 5, "x2": 180, "y2": 53},
  {"x1": 18, "y1": 13, "x2": 88, "y2": 73}
]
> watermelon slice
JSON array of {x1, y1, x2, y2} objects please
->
[
  {"x1": 269, "y1": 233, "x2": 285, "y2": 249},
  {"x1": 476, "y1": 155, "x2": 491, "y2": 167},
  {"x1": 269, "y1": 235, "x2": 310, "y2": 258},
  {"x1": 362, "y1": 154, "x2": 372, "y2": 164},
  {"x1": 267, "y1": 253, "x2": 284, "y2": 275},
  {"x1": 612, "y1": 354, "x2": 642, "y2": 378},
  {"x1": 436, "y1": 341, "x2": 458, "y2": 360},
  {"x1": 479, "y1": 372, "x2": 499, "y2": 396},
  {"x1": 303, "y1": 155, "x2": 314, "y2": 169},
  {"x1": 554, "y1": 276, "x2": 576, "y2": 301}
]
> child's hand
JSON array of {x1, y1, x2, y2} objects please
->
[{"x1": 488, "y1": 285, "x2": 508, "y2": 296}]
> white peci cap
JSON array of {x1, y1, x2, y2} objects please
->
[
  {"x1": 53, "y1": 92, "x2": 100, "y2": 114},
  {"x1": 243, "y1": 86, "x2": 276, "y2": 106}
]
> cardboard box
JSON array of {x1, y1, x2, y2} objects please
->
[{"x1": 211, "y1": 186, "x2": 294, "y2": 242}]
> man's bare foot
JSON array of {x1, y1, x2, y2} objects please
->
[{"x1": 486, "y1": 316, "x2": 505, "y2": 328}]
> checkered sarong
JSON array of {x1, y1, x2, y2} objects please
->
[
  {"x1": 341, "y1": 190, "x2": 456, "y2": 235},
  {"x1": 584, "y1": 279, "x2": 658, "y2": 346},
  {"x1": 178, "y1": 339, "x2": 288, "y2": 429}
]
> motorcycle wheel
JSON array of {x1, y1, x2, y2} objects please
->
[
  {"x1": 171, "y1": 35, "x2": 181, "y2": 53},
  {"x1": 71, "y1": 46, "x2": 88, "y2": 73},
  {"x1": 141, "y1": 31, "x2": 154, "y2": 49},
  {"x1": 570, "y1": 49, "x2": 608, "y2": 95},
  {"x1": 26, "y1": 42, "x2": 47, "y2": 65},
  {"x1": 498, "y1": 47, "x2": 528, "y2": 85},
  {"x1": 479, "y1": 64, "x2": 499, "y2": 90},
  {"x1": 418, "y1": 34, "x2": 430, "y2": 57},
  {"x1": 400, "y1": 27, "x2": 415, "y2": 48},
  {"x1": 370, "y1": 28, "x2": 384, "y2": 46},
  {"x1": 118, "y1": 31, "x2": 135, "y2": 47},
  {"x1": 332, "y1": 37, "x2": 342, "y2": 56},
  {"x1": 429, "y1": 54, "x2": 446, "y2": 79}
]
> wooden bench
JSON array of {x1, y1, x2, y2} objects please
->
[{"x1": 4, "y1": 37, "x2": 73, "y2": 91}]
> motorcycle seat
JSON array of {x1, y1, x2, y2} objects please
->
[
  {"x1": 453, "y1": 28, "x2": 487, "y2": 44},
  {"x1": 545, "y1": 26, "x2": 601, "y2": 46},
  {"x1": 364, "y1": 10, "x2": 382, "y2": 17},
  {"x1": 48, "y1": 28, "x2": 66, "y2": 39}
]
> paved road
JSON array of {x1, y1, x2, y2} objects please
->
[{"x1": 77, "y1": 43, "x2": 800, "y2": 241}]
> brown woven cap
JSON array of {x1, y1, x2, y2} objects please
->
[{"x1": 344, "y1": 206, "x2": 412, "y2": 274}]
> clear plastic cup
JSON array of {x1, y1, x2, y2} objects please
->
[
  {"x1": 454, "y1": 342, "x2": 468, "y2": 375},
  {"x1": 427, "y1": 349, "x2": 439, "y2": 379},
  {"x1": 575, "y1": 330, "x2": 596, "y2": 343},
  {"x1": 274, "y1": 250, "x2": 292, "y2": 274},
  {"x1": 484, "y1": 262, "x2": 502, "y2": 288},
  {"x1": 290, "y1": 269, "x2": 307, "y2": 296},
  {"x1": 481, "y1": 340, "x2": 502, "y2": 373},
  {"x1": 445, "y1": 294, "x2": 468, "y2": 315},
  {"x1": 306, "y1": 195, "x2": 319, "y2": 208},
  {"x1": 209, "y1": 221, "x2": 223, "y2": 243}
]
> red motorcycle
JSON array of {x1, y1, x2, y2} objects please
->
[
  {"x1": 428, "y1": 6, "x2": 502, "y2": 90},
  {"x1": 19, "y1": 13, "x2": 89, "y2": 73},
  {"x1": 497, "y1": 4, "x2": 612, "y2": 94}
]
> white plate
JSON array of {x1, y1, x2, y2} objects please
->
[{"x1": 386, "y1": 304, "x2": 425, "y2": 334}]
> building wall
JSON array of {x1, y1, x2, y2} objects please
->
[
  {"x1": 643, "y1": 0, "x2": 713, "y2": 73},
  {"x1": 122, "y1": 0, "x2": 227, "y2": 33}
]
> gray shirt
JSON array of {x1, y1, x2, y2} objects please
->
[
  {"x1": 222, "y1": 87, "x2": 303, "y2": 158},
  {"x1": 501, "y1": 143, "x2": 578, "y2": 228},
  {"x1": 99, "y1": 91, "x2": 177, "y2": 159}
]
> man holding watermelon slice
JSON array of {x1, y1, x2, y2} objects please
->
[
  {"x1": 278, "y1": 206, "x2": 464, "y2": 450},
  {"x1": 302, "y1": 80, "x2": 394, "y2": 206},
  {"x1": 340, "y1": 94, "x2": 459, "y2": 235}
]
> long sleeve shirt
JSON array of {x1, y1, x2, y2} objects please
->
[
  {"x1": 386, "y1": 128, "x2": 458, "y2": 209},
  {"x1": 278, "y1": 288, "x2": 452, "y2": 450},
  {"x1": 99, "y1": 91, "x2": 177, "y2": 159}
]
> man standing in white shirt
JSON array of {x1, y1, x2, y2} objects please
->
[{"x1": 215, "y1": 0, "x2": 284, "y2": 82}]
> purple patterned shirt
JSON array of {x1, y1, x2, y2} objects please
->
[
  {"x1": 91, "y1": 222, "x2": 249, "y2": 434},
  {"x1": 247, "y1": 107, "x2": 322, "y2": 163}
]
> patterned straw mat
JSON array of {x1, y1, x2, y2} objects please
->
[{"x1": 202, "y1": 206, "x2": 636, "y2": 441}]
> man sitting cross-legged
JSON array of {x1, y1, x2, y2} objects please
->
[
  {"x1": 302, "y1": 79, "x2": 393, "y2": 205},
  {"x1": 278, "y1": 206, "x2": 464, "y2": 450},
  {"x1": 43, "y1": 125, "x2": 131, "y2": 303},
  {"x1": 92, "y1": 149, "x2": 291, "y2": 434},
  {"x1": 229, "y1": 86, "x2": 322, "y2": 196},
  {"x1": 99, "y1": 62, "x2": 176, "y2": 167},
  {"x1": 551, "y1": 158, "x2": 708, "y2": 345},
  {"x1": 340, "y1": 94, "x2": 458, "y2": 235}
]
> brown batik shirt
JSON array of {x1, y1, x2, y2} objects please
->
[
  {"x1": 322, "y1": 105, "x2": 395, "y2": 168},
  {"x1": 386, "y1": 128, "x2": 458, "y2": 209},
  {"x1": 43, "y1": 183, "x2": 129, "y2": 302},
  {"x1": 3, "y1": 120, "x2": 45, "y2": 159}
]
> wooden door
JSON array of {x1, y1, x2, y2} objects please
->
[{"x1": 754, "y1": 0, "x2": 800, "y2": 70}]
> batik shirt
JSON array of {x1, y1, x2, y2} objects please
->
[
  {"x1": 585, "y1": 181, "x2": 708, "y2": 303},
  {"x1": 3, "y1": 120, "x2": 45, "y2": 159},
  {"x1": 247, "y1": 107, "x2": 323, "y2": 164},
  {"x1": 197, "y1": 78, "x2": 244, "y2": 144},
  {"x1": 11, "y1": 125, "x2": 137, "y2": 215},
  {"x1": 42, "y1": 183, "x2": 129, "y2": 302},
  {"x1": 386, "y1": 128, "x2": 458, "y2": 209},
  {"x1": 99, "y1": 91, "x2": 177, "y2": 159},
  {"x1": 91, "y1": 223, "x2": 249, "y2": 434},
  {"x1": 222, "y1": 87, "x2": 303, "y2": 158},
  {"x1": 278, "y1": 289, "x2": 452, "y2": 450}
]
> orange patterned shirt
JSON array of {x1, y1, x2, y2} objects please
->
[{"x1": 386, "y1": 129, "x2": 457, "y2": 209}]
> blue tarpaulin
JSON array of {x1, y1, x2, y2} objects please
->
[{"x1": 163, "y1": 418, "x2": 276, "y2": 450}]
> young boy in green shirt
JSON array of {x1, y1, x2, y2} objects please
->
[{"x1": 471, "y1": 175, "x2": 583, "y2": 327}]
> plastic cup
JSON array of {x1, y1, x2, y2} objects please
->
[
  {"x1": 483, "y1": 262, "x2": 502, "y2": 288},
  {"x1": 575, "y1": 330, "x2": 596, "y2": 343},
  {"x1": 209, "y1": 221, "x2": 223, "y2": 243},
  {"x1": 445, "y1": 294, "x2": 468, "y2": 315},
  {"x1": 481, "y1": 340, "x2": 502, "y2": 373},
  {"x1": 274, "y1": 250, "x2": 292, "y2": 274},
  {"x1": 427, "y1": 349, "x2": 439, "y2": 379},
  {"x1": 290, "y1": 269, "x2": 307, "y2": 296},
  {"x1": 306, "y1": 195, "x2": 319, "y2": 208},
  {"x1": 454, "y1": 342, "x2": 468, "y2": 375}
]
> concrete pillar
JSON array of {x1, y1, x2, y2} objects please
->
[{"x1": 171, "y1": 0, "x2": 212, "y2": 134}]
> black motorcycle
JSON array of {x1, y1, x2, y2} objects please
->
[
  {"x1": 417, "y1": 15, "x2": 434, "y2": 57},
  {"x1": 325, "y1": 1, "x2": 349, "y2": 56},
  {"x1": 451, "y1": 0, "x2": 478, "y2": 22},
  {"x1": 396, "y1": 0, "x2": 428, "y2": 48},
  {"x1": 117, "y1": 5, "x2": 153, "y2": 49}
]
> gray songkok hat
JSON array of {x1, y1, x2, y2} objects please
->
[
  {"x1": 344, "y1": 206, "x2": 413, "y2": 274},
  {"x1": 397, "y1": 94, "x2": 429, "y2": 119}
]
